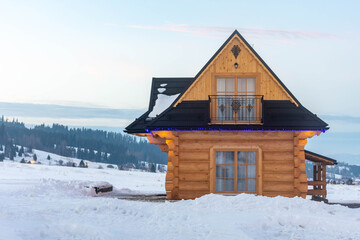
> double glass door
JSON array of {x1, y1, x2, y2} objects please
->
[
  {"x1": 216, "y1": 77, "x2": 256, "y2": 121},
  {"x1": 215, "y1": 150, "x2": 257, "y2": 193}
]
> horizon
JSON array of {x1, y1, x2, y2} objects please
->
[{"x1": 1, "y1": 101, "x2": 360, "y2": 158}]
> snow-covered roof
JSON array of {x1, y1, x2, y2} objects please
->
[{"x1": 148, "y1": 93, "x2": 180, "y2": 118}]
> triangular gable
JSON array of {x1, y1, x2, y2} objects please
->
[{"x1": 175, "y1": 30, "x2": 300, "y2": 107}]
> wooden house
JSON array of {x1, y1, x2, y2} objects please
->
[{"x1": 125, "y1": 30, "x2": 337, "y2": 200}]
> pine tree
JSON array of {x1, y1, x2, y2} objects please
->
[
  {"x1": 96, "y1": 150, "x2": 102, "y2": 162},
  {"x1": 18, "y1": 146, "x2": 24, "y2": 157},
  {"x1": 33, "y1": 154, "x2": 37, "y2": 161},
  {"x1": 47, "y1": 155, "x2": 51, "y2": 160},
  {"x1": 0, "y1": 124, "x2": 8, "y2": 145},
  {"x1": 150, "y1": 163, "x2": 156, "y2": 172},
  {"x1": 79, "y1": 160, "x2": 85, "y2": 168}
]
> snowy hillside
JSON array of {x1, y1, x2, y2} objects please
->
[
  {"x1": 1, "y1": 161, "x2": 360, "y2": 240},
  {"x1": 5, "y1": 147, "x2": 119, "y2": 169}
]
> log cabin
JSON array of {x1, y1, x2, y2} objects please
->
[{"x1": 125, "y1": 30, "x2": 337, "y2": 200}]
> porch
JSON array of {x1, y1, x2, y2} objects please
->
[{"x1": 305, "y1": 150, "x2": 337, "y2": 201}]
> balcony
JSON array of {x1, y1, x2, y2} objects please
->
[{"x1": 209, "y1": 95, "x2": 263, "y2": 124}]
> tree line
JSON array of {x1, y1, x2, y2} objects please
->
[{"x1": 0, "y1": 116, "x2": 167, "y2": 166}]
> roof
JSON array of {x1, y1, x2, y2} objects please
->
[
  {"x1": 143, "y1": 100, "x2": 328, "y2": 131},
  {"x1": 305, "y1": 150, "x2": 338, "y2": 165},
  {"x1": 125, "y1": 30, "x2": 328, "y2": 134}
]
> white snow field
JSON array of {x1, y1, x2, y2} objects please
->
[{"x1": 1, "y1": 161, "x2": 360, "y2": 240}]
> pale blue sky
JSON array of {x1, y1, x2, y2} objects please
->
[{"x1": 0, "y1": 0, "x2": 360, "y2": 117}]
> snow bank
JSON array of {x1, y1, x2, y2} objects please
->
[
  {"x1": 34, "y1": 179, "x2": 116, "y2": 197},
  {"x1": 1, "y1": 162, "x2": 360, "y2": 240},
  {"x1": 0, "y1": 161, "x2": 165, "y2": 194}
]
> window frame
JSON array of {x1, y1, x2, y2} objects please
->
[
  {"x1": 210, "y1": 73, "x2": 262, "y2": 124},
  {"x1": 210, "y1": 145, "x2": 263, "y2": 195},
  {"x1": 212, "y1": 73, "x2": 260, "y2": 96}
]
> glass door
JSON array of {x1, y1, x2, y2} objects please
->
[
  {"x1": 237, "y1": 78, "x2": 255, "y2": 121},
  {"x1": 216, "y1": 78, "x2": 235, "y2": 121},
  {"x1": 215, "y1": 150, "x2": 257, "y2": 193}
]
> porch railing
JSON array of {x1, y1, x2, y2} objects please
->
[
  {"x1": 209, "y1": 95, "x2": 263, "y2": 124},
  {"x1": 307, "y1": 162, "x2": 327, "y2": 199}
]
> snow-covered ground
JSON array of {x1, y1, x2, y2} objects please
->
[
  {"x1": 1, "y1": 161, "x2": 360, "y2": 240},
  {"x1": 327, "y1": 184, "x2": 360, "y2": 203}
]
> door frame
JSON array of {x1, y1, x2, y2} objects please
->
[{"x1": 209, "y1": 145, "x2": 263, "y2": 195}]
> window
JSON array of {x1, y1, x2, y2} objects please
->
[
  {"x1": 237, "y1": 78, "x2": 255, "y2": 121},
  {"x1": 215, "y1": 151, "x2": 235, "y2": 191},
  {"x1": 216, "y1": 78, "x2": 235, "y2": 121},
  {"x1": 215, "y1": 150, "x2": 257, "y2": 193},
  {"x1": 214, "y1": 77, "x2": 258, "y2": 122},
  {"x1": 237, "y1": 151, "x2": 256, "y2": 192}
]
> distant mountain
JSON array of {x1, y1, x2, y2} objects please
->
[
  {"x1": 1, "y1": 102, "x2": 360, "y2": 165},
  {"x1": 306, "y1": 160, "x2": 360, "y2": 183},
  {"x1": 0, "y1": 102, "x2": 145, "y2": 120},
  {"x1": 328, "y1": 154, "x2": 360, "y2": 166}
]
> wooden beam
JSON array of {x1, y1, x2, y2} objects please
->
[{"x1": 307, "y1": 189, "x2": 326, "y2": 196}]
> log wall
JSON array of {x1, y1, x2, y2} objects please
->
[{"x1": 152, "y1": 130, "x2": 319, "y2": 200}]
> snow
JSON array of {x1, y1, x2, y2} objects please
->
[
  {"x1": 157, "y1": 87, "x2": 166, "y2": 93},
  {"x1": 0, "y1": 162, "x2": 360, "y2": 240},
  {"x1": 0, "y1": 161, "x2": 165, "y2": 193},
  {"x1": 148, "y1": 93, "x2": 180, "y2": 118},
  {"x1": 160, "y1": 83, "x2": 167, "y2": 87},
  {"x1": 327, "y1": 184, "x2": 360, "y2": 203}
]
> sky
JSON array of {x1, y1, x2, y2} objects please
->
[
  {"x1": 0, "y1": 1, "x2": 360, "y2": 156},
  {"x1": 0, "y1": 0, "x2": 359, "y2": 114}
]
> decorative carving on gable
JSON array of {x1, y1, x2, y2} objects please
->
[{"x1": 231, "y1": 45, "x2": 241, "y2": 59}]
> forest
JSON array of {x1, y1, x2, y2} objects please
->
[{"x1": 0, "y1": 116, "x2": 167, "y2": 167}]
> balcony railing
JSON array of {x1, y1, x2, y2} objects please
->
[{"x1": 209, "y1": 95, "x2": 263, "y2": 124}]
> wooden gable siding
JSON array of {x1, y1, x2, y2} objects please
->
[
  {"x1": 151, "y1": 130, "x2": 319, "y2": 200},
  {"x1": 175, "y1": 35, "x2": 296, "y2": 106}
]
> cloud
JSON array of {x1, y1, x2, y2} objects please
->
[{"x1": 129, "y1": 24, "x2": 341, "y2": 40}]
